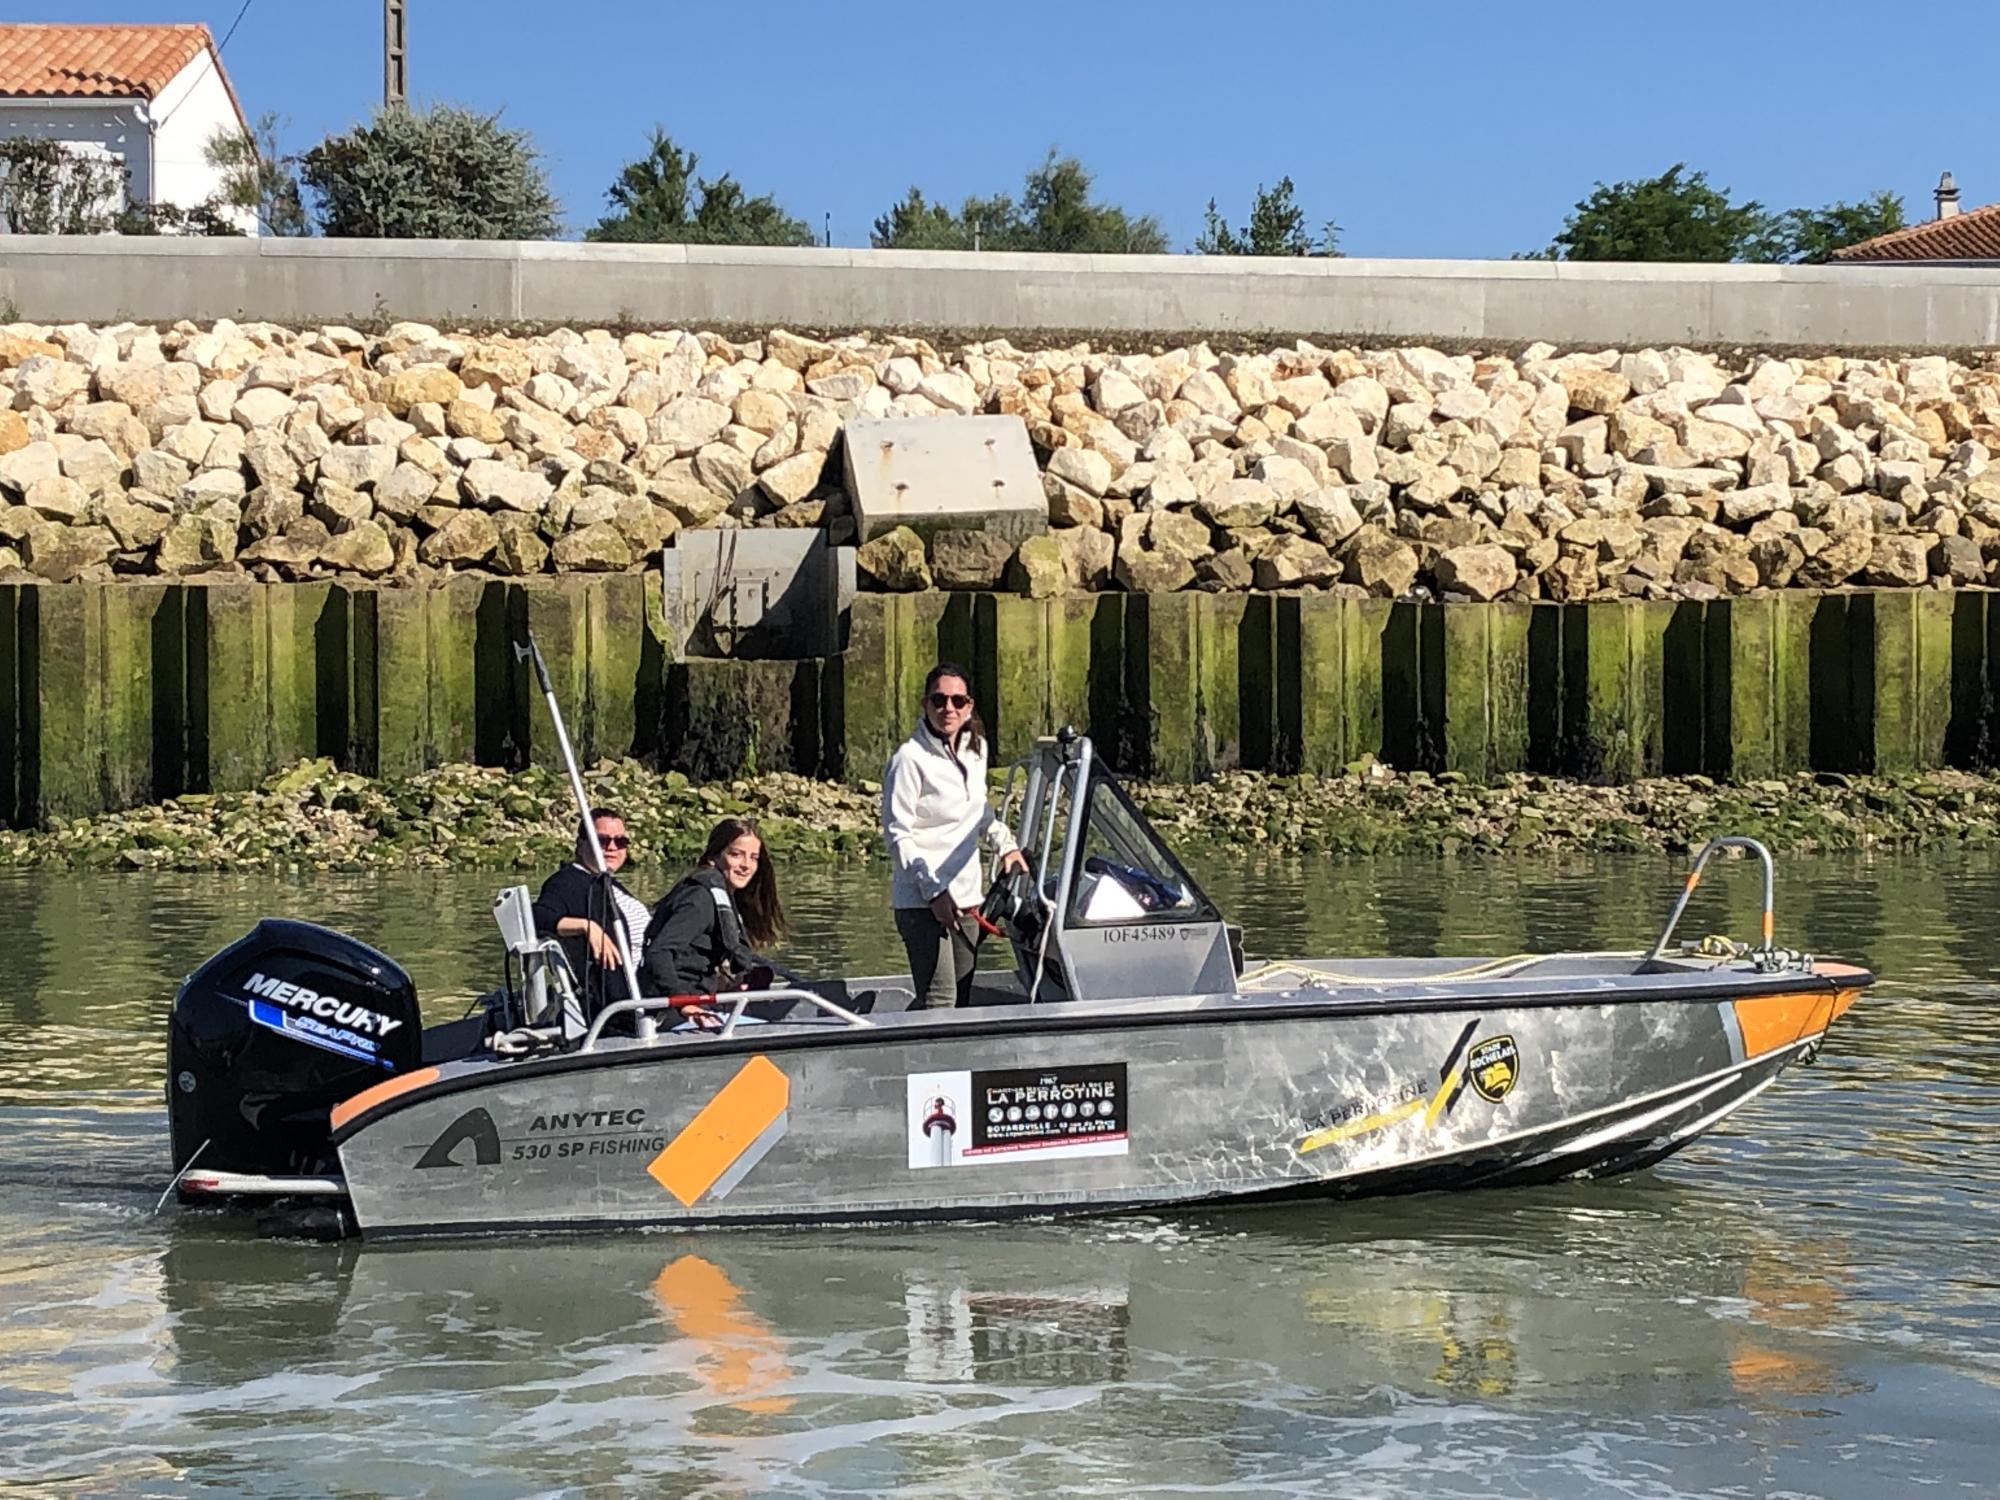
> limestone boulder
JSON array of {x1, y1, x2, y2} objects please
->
[
  {"x1": 1048, "y1": 445, "x2": 1113, "y2": 498},
  {"x1": 23, "y1": 522, "x2": 116, "y2": 581},
  {"x1": 181, "y1": 469, "x2": 247, "y2": 507},
  {"x1": 14, "y1": 355, "x2": 90, "y2": 409},
  {"x1": 24, "y1": 475, "x2": 90, "y2": 523},
  {"x1": 0, "y1": 440, "x2": 60, "y2": 496},
  {"x1": 494, "y1": 526, "x2": 551, "y2": 577},
  {"x1": 382, "y1": 365, "x2": 464, "y2": 416},
  {"x1": 1115, "y1": 539, "x2": 1195, "y2": 593},
  {"x1": 1251, "y1": 535, "x2": 1338, "y2": 589},
  {"x1": 445, "y1": 399, "x2": 506, "y2": 444},
  {"x1": 550, "y1": 522, "x2": 634, "y2": 572},
  {"x1": 309, "y1": 482, "x2": 374, "y2": 534},
  {"x1": 919, "y1": 369, "x2": 979, "y2": 415},
  {"x1": 102, "y1": 498, "x2": 170, "y2": 551},
  {"x1": 1008, "y1": 534, "x2": 1066, "y2": 598},
  {"x1": 95, "y1": 362, "x2": 171, "y2": 411},
  {"x1": 318, "y1": 520, "x2": 396, "y2": 576},
  {"x1": 1558, "y1": 365, "x2": 1631, "y2": 416},
  {"x1": 929, "y1": 528, "x2": 1016, "y2": 590},
  {"x1": 1196, "y1": 478, "x2": 1277, "y2": 529},
  {"x1": 242, "y1": 485, "x2": 304, "y2": 540},
  {"x1": 1252, "y1": 455, "x2": 1319, "y2": 507},
  {"x1": 758, "y1": 451, "x2": 824, "y2": 508},
  {"x1": 1057, "y1": 523, "x2": 1115, "y2": 591},
  {"x1": 318, "y1": 443, "x2": 398, "y2": 490},
  {"x1": 232, "y1": 386, "x2": 295, "y2": 430},
  {"x1": 1195, "y1": 547, "x2": 1256, "y2": 591},
  {"x1": 155, "y1": 514, "x2": 238, "y2": 574},
  {"x1": 1863, "y1": 532, "x2": 1931, "y2": 587},
  {"x1": 1294, "y1": 487, "x2": 1364, "y2": 548},
  {"x1": 649, "y1": 396, "x2": 733, "y2": 456},
  {"x1": 1146, "y1": 508, "x2": 1214, "y2": 565},
  {"x1": 236, "y1": 429, "x2": 296, "y2": 495},
  {"x1": 1346, "y1": 529, "x2": 1420, "y2": 598},
  {"x1": 857, "y1": 525, "x2": 932, "y2": 591},
  {"x1": 1932, "y1": 534, "x2": 1985, "y2": 586},
  {"x1": 1433, "y1": 543, "x2": 1519, "y2": 601},
  {"x1": 463, "y1": 459, "x2": 553, "y2": 513}
]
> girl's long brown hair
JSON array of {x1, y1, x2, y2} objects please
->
[{"x1": 701, "y1": 818, "x2": 786, "y2": 949}]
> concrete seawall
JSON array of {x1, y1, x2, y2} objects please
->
[
  {"x1": 4, "y1": 238, "x2": 2000, "y2": 347},
  {"x1": 0, "y1": 578, "x2": 1985, "y2": 826}
]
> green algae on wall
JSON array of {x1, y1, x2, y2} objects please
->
[{"x1": 5, "y1": 580, "x2": 2000, "y2": 828}]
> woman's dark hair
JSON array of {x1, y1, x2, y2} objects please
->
[
  {"x1": 700, "y1": 817, "x2": 786, "y2": 949},
  {"x1": 923, "y1": 661, "x2": 986, "y2": 756}
]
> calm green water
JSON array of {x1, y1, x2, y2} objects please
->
[{"x1": 1, "y1": 851, "x2": 1997, "y2": 1498}]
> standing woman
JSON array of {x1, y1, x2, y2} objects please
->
[
  {"x1": 882, "y1": 662, "x2": 1028, "y2": 1009},
  {"x1": 642, "y1": 818, "x2": 791, "y2": 996}
]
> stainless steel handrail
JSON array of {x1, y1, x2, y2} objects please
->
[
  {"x1": 1646, "y1": 835, "x2": 1777, "y2": 962},
  {"x1": 580, "y1": 987, "x2": 875, "y2": 1051}
]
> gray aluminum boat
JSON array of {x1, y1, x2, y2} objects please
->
[{"x1": 167, "y1": 731, "x2": 1871, "y2": 1240}]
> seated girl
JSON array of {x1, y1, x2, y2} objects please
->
[{"x1": 640, "y1": 818, "x2": 792, "y2": 998}]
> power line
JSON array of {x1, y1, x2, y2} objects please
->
[
  {"x1": 217, "y1": 0, "x2": 258, "y2": 54},
  {"x1": 154, "y1": 0, "x2": 257, "y2": 133}
]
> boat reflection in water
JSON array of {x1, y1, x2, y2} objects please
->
[{"x1": 148, "y1": 1186, "x2": 1864, "y2": 1493}]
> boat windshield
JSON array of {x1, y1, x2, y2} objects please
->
[{"x1": 1065, "y1": 774, "x2": 1218, "y2": 927}]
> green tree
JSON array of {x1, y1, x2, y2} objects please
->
[
  {"x1": 1768, "y1": 191, "x2": 1905, "y2": 264},
  {"x1": 1542, "y1": 163, "x2": 1775, "y2": 262},
  {"x1": 871, "y1": 186, "x2": 974, "y2": 250},
  {"x1": 206, "y1": 114, "x2": 308, "y2": 236},
  {"x1": 301, "y1": 104, "x2": 559, "y2": 240},
  {"x1": 1194, "y1": 177, "x2": 1339, "y2": 256},
  {"x1": 588, "y1": 129, "x2": 813, "y2": 245},
  {"x1": 871, "y1": 151, "x2": 1167, "y2": 253}
]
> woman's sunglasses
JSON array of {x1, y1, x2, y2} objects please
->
[{"x1": 928, "y1": 693, "x2": 971, "y2": 710}]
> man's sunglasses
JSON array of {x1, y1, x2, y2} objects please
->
[
  {"x1": 928, "y1": 693, "x2": 971, "y2": 710},
  {"x1": 597, "y1": 834, "x2": 631, "y2": 850}
]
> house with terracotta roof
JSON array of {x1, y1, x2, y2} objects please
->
[
  {"x1": 1832, "y1": 172, "x2": 2000, "y2": 267},
  {"x1": 0, "y1": 22, "x2": 254, "y2": 233}
]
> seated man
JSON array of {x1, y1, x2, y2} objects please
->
[{"x1": 531, "y1": 807, "x2": 651, "y2": 1014}]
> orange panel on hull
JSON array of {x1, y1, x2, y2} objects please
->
[
  {"x1": 330, "y1": 1065, "x2": 440, "y2": 1132},
  {"x1": 1732, "y1": 990, "x2": 1856, "y2": 1059}
]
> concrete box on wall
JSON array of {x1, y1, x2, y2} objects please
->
[{"x1": 842, "y1": 416, "x2": 1046, "y2": 544}]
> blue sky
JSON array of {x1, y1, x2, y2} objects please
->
[{"x1": 30, "y1": 0, "x2": 1993, "y2": 255}]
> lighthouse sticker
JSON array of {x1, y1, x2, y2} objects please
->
[
  {"x1": 920, "y1": 1091, "x2": 958, "y2": 1168},
  {"x1": 906, "y1": 1065, "x2": 1128, "y2": 1170}
]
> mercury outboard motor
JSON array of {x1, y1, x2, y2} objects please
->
[{"x1": 167, "y1": 919, "x2": 422, "y2": 1179}]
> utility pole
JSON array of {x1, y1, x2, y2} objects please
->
[{"x1": 384, "y1": 0, "x2": 407, "y2": 106}]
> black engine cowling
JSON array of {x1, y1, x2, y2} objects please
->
[{"x1": 167, "y1": 919, "x2": 422, "y2": 1179}]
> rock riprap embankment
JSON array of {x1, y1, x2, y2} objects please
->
[
  {"x1": 4, "y1": 756, "x2": 1995, "y2": 870},
  {"x1": 3, "y1": 319, "x2": 1998, "y2": 601}
]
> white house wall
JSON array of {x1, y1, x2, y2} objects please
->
[{"x1": 149, "y1": 52, "x2": 255, "y2": 233}]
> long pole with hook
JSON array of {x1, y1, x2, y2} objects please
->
[{"x1": 515, "y1": 635, "x2": 644, "y2": 1009}]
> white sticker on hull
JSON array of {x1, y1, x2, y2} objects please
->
[{"x1": 907, "y1": 1064, "x2": 1128, "y2": 1170}]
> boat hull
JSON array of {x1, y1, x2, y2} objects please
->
[{"x1": 333, "y1": 973, "x2": 1861, "y2": 1238}]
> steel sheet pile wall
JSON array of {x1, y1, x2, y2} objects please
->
[{"x1": 0, "y1": 581, "x2": 1984, "y2": 827}]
